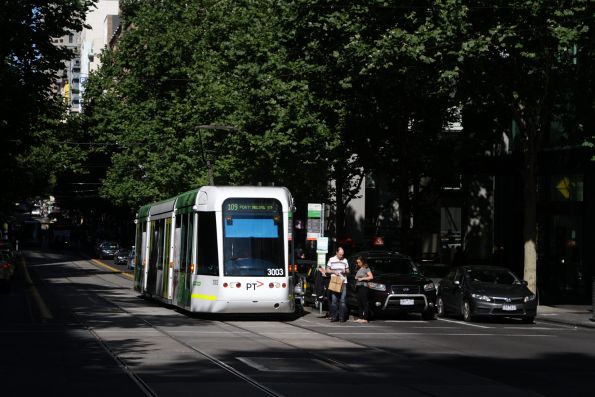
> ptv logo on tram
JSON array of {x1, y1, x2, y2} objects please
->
[{"x1": 246, "y1": 281, "x2": 264, "y2": 290}]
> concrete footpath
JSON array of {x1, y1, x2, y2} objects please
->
[{"x1": 536, "y1": 304, "x2": 595, "y2": 329}]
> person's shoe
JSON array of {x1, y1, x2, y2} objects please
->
[
  {"x1": 329, "y1": 318, "x2": 339, "y2": 322},
  {"x1": 359, "y1": 319, "x2": 368, "y2": 323}
]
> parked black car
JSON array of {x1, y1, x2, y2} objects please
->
[
  {"x1": 346, "y1": 251, "x2": 437, "y2": 320},
  {"x1": 0, "y1": 251, "x2": 15, "y2": 291},
  {"x1": 96, "y1": 241, "x2": 119, "y2": 259},
  {"x1": 114, "y1": 248, "x2": 131, "y2": 266},
  {"x1": 437, "y1": 265, "x2": 537, "y2": 323}
]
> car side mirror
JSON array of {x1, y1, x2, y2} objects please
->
[{"x1": 521, "y1": 280, "x2": 528, "y2": 286}]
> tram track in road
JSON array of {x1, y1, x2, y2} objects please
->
[
  {"x1": 60, "y1": 257, "x2": 286, "y2": 397},
  {"x1": 72, "y1": 256, "x2": 461, "y2": 396},
  {"x1": 32, "y1": 253, "x2": 578, "y2": 397}
]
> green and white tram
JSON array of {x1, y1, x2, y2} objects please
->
[{"x1": 133, "y1": 186, "x2": 296, "y2": 313}]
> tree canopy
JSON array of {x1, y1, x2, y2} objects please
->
[{"x1": 0, "y1": 0, "x2": 95, "y2": 214}]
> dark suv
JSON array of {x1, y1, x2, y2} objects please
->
[{"x1": 346, "y1": 251, "x2": 437, "y2": 320}]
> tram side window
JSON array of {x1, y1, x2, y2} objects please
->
[
  {"x1": 149, "y1": 221, "x2": 158, "y2": 269},
  {"x1": 185, "y1": 213, "x2": 194, "y2": 274},
  {"x1": 196, "y1": 212, "x2": 219, "y2": 276},
  {"x1": 156, "y1": 219, "x2": 165, "y2": 270},
  {"x1": 135, "y1": 223, "x2": 142, "y2": 264},
  {"x1": 179, "y1": 214, "x2": 188, "y2": 273},
  {"x1": 163, "y1": 218, "x2": 171, "y2": 269}
]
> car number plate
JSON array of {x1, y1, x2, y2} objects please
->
[
  {"x1": 502, "y1": 304, "x2": 517, "y2": 311},
  {"x1": 400, "y1": 299, "x2": 414, "y2": 305}
]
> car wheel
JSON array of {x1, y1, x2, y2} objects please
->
[
  {"x1": 437, "y1": 297, "x2": 445, "y2": 317},
  {"x1": 462, "y1": 300, "x2": 473, "y2": 322},
  {"x1": 522, "y1": 316, "x2": 535, "y2": 324}
]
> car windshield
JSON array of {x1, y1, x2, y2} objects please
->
[
  {"x1": 368, "y1": 257, "x2": 416, "y2": 275},
  {"x1": 419, "y1": 265, "x2": 450, "y2": 278},
  {"x1": 466, "y1": 268, "x2": 519, "y2": 285}
]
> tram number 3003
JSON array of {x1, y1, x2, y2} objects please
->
[{"x1": 267, "y1": 268, "x2": 284, "y2": 276}]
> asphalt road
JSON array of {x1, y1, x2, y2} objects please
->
[{"x1": 1, "y1": 249, "x2": 594, "y2": 396}]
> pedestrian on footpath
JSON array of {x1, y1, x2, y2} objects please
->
[
  {"x1": 354, "y1": 256, "x2": 373, "y2": 323},
  {"x1": 315, "y1": 256, "x2": 330, "y2": 318},
  {"x1": 326, "y1": 246, "x2": 349, "y2": 322}
]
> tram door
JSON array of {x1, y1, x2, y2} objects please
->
[
  {"x1": 147, "y1": 221, "x2": 158, "y2": 294},
  {"x1": 150, "y1": 218, "x2": 172, "y2": 298},
  {"x1": 172, "y1": 215, "x2": 182, "y2": 306},
  {"x1": 136, "y1": 222, "x2": 147, "y2": 292}
]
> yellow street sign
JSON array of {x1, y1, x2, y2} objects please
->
[{"x1": 556, "y1": 177, "x2": 571, "y2": 200}]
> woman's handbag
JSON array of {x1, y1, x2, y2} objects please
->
[{"x1": 328, "y1": 274, "x2": 344, "y2": 293}]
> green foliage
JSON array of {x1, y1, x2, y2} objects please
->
[
  {"x1": 85, "y1": 0, "x2": 336, "y2": 210},
  {"x1": 84, "y1": 0, "x2": 594, "y2": 262},
  {"x1": 0, "y1": 0, "x2": 96, "y2": 211}
]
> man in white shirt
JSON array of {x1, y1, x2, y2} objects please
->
[{"x1": 324, "y1": 246, "x2": 350, "y2": 322}]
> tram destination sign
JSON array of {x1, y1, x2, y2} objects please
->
[{"x1": 225, "y1": 201, "x2": 279, "y2": 213}]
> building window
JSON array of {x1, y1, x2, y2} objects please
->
[{"x1": 69, "y1": 34, "x2": 73, "y2": 44}]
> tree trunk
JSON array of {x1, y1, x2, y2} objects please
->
[
  {"x1": 399, "y1": 180, "x2": 411, "y2": 255},
  {"x1": 396, "y1": 115, "x2": 411, "y2": 255},
  {"x1": 522, "y1": 135, "x2": 538, "y2": 295}
]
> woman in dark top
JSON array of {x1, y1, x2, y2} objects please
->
[{"x1": 354, "y1": 256, "x2": 373, "y2": 323}]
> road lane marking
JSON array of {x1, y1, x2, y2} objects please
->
[
  {"x1": 20, "y1": 257, "x2": 54, "y2": 321},
  {"x1": 385, "y1": 320, "x2": 426, "y2": 323},
  {"x1": 437, "y1": 318, "x2": 490, "y2": 328},
  {"x1": 328, "y1": 332, "x2": 555, "y2": 337},
  {"x1": 91, "y1": 259, "x2": 134, "y2": 279}
]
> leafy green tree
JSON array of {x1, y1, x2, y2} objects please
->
[
  {"x1": 86, "y1": 0, "x2": 467, "y2": 249},
  {"x1": 457, "y1": 0, "x2": 594, "y2": 292},
  {"x1": 281, "y1": 0, "x2": 465, "y2": 249},
  {"x1": 84, "y1": 0, "x2": 336, "y2": 212},
  {"x1": 0, "y1": 0, "x2": 95, "y2": 212}
]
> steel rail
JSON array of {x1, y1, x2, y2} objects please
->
[{"x1": 70, "y1": 258, "x2": 285, "y2": 397}]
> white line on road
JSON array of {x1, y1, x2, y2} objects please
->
[
  {"x1": 328, "y1": 332, "x2": 555, "y2": 337},
  {"x1": 437, "y1": 318, "x2": 490, "y2": 328}
]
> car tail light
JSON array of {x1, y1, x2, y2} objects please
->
[
  {"x1": 223, "y1": 282, "x2": 228, "y2": 288},
  {"x1": 282, "y1": 283, "x2": 287, "y2": 288},
  {"x1": 269, "y1": 283, "x2": 274, "y2": 288},
  {"x1": 235, "y1": 282, "x2": 241, "y2": 288}
]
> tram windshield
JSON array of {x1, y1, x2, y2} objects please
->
[{"x1": 223, "y1": 198, "x2": 285, "y2": 277}]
